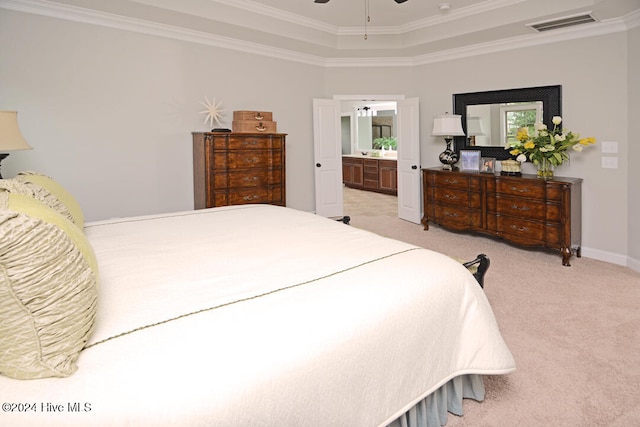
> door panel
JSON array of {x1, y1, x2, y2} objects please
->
[
  {"x1": 396, "y1": 98, "x2": 421, "y2": 224},
  {"x1": 313, "y1": 99, "x2": 343, "y2": 218}
]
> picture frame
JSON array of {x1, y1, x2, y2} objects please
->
[
  {"x1": 481, "y1": 157, "x2": 496, "y2": 173},
  {"x1": 460, "y1": 149, "x2": 482, "y2": 171}
]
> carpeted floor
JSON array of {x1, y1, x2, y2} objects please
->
[{"x1": 344, "y1": 187, "x2": 640, "y2": 426}]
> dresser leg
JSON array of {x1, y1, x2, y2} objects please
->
[
  {"x1": 562, "y1": 247, "x2": 572, "y2": 266},
  {"x1": 421, "y1": 217, "x2": 429, "y2": 230}
]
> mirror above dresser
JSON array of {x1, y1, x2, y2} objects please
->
[{"x1": 453, "y1": 85, "x2": 562, "y2": 160}]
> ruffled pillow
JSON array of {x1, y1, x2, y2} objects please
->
[
  {"x1": 0, "y1": 191, "x2": 98, "y2": 379},
  {"x1": 0, "y1": 179, "x2": 75, "y2": 225},
  {"x1": 14, "y1": 171, "x2": 84, "y2": 229}
]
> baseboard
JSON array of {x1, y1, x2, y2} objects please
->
[
  {"x1": 627, "y1": 256, "x2": 640, "y2": 273},
  {"x1": 581, "y1": 246, "x2": 629, "y2": 267}
]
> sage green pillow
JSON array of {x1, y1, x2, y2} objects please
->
[
  {"x1": 0, "y1": 179, "x2": 76, "y2": 225},
  {"x1": 15, "y1": 171, "x2": 84, "y2": 229},
  {"x1": 0, "y1": 192, "x2": 98, "y2": 379}
]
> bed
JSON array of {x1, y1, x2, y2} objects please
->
[{"x1": 0, "y1": 173, "x2": 515, "y2": 427}]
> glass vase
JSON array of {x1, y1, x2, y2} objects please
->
[{"x1": 536, "y1": 158, "x2": 554, "y2": 179}]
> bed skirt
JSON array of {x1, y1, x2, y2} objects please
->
[{"x1": 388, "y1": 374, "x2": 485, "y2": 427}]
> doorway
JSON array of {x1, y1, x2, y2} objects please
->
[
  {"x1": 313, "y1": 96, "x2": 420, "y2": 223},
  {"x1": 340, "y1": 100, "x2": 399, "y2": 218}
]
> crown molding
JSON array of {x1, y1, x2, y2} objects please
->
[
  {"x1": 625, "y1": 8, "x2": 640, "y2": 30},
  {"x1": 0, "y1": 0, "x2": 327, "y2": 66},
  {"x1": 213, "y1": 0, "x2": 529, "y2": 37},
  {"x1": 399, "y1": 0, "x2": 529, "y2": 33},
  {"x1": 211, "y1": 0, "x2": 338, "y2": 34},
  {"x1": 0, "y1": 0, "x2": 636, "y2": 69},
  {"x1": 409, "y1": 14, "x2": 634, "y2": 66}
]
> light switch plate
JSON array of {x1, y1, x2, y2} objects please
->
[
  {"x1": 601, "y1": 141, "x2": 618, "y2": 154},
  {"x1": 602, "y1": 157, "x2": 618, "y2": 169}
]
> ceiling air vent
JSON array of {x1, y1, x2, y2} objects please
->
[{"x1": 528, "y1": 13, "x2": 596, "y2": 32}]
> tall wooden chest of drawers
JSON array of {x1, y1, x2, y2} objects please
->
[
  {"x1": 422, "y1": 167, "x2": 582, "y2": 266},
  {"x1": 192, "y1": 132, "x2": 286, "y2": 209}
]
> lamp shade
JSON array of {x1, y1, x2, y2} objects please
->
[
  {"x1": 432, "y1": 114, "x2": 465, "y2": 136},
  {"x1": 0, "y1": 111, "x2": 32, "y2": 152},
  {"x1": 466, "y1": 116, "x2": 485, "y2": 136}
]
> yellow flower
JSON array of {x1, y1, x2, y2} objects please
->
[
  {"x1": 579, "y1": 137, "x2": 596, "y2": 145},
  {"x1": 504, "y1": 121, "x2": 596, "y2": 169},
  {"x1": 516, "y1": 128, "x2": 529, "y2": 141}
]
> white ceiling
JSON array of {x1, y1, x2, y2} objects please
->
[{"x1": 3, "y1": 0, "x2": 640, "y2": 64}]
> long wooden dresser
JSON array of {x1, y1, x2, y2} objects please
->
[
  {"x1": 422, "y1": 167, "x2": 582, "y2": 266},
  {"x1": 192, "y1": 132, "x2": 286, "y2": 208}
]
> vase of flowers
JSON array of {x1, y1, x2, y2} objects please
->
[
  {"x1": 505, "y1": 116, "x2": 596, "y2": 179},
  {"x1": 537, "y1": 157, "x2": 554, "y2": 179}
]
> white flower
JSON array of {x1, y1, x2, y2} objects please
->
[
  {"x1": 556, "y1": 134, "x2": 566, "y2": 142},
  {"x1": 516, "y1": 154, "x2": 527, "y2": 162},
  {"x1": 572, "y1": 144, "x2": 584, "y2": 152},
  {"x1": 552, "y1": 116, "x2": 562, "y2": 125},
  {"x1": 535, "y1": 122, "x2": 547, "y2": 131}
]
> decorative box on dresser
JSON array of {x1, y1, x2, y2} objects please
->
[
  {"x1": 192, "y1": 132, "x2": 286, "y2": 209},
  {"x1": 422, "y1": 167, "x2": 582, "y2": 266}
]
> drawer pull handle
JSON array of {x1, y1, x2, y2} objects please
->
[
  {"x1": 445, "y1": 179, "x2": 458, "y2": 184},
  {"x1": 511, "y1": 204, "x2": 530, "y2": 211},
  {"x1": 244, "y1": 157, "x2": 260, "y2": 163},
  {"x1": 243, "y1": 195, "x2": 259, "y2": 201},
  {"x1": 243, "y1": 176, "x2": 259, "y2": 182},
  {"x1": 254, "y1": 113, "x2": 264, "y2": 120},
  {"x1": 255, "y1": 122, "x2": 267, "y2": 132},
  {"x1": 510, "y1": 186, "x2": 530, "y2": 193},
  {"x1": 510, "y1": 224, "x2": 529, "y2": 232},
  {"x1": 243, "y1": 140, "x2": 259, "y2": 146},
  {"x1": 445, "y1": 194, "x2": 459, "y2": 200},
  {"x1": 444, "y1": 212, "x2": 459, "y2": 218}
]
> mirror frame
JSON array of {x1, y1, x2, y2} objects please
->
[{"x1": 453, "y1": 85, "x2": 562, "y2": 160}]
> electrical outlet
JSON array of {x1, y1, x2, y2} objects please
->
[
  {"x1": 602, "y1": 157, "x2": 618, "y2": 169},
  {"x1": 601, "y1": 141, "x2": 618, "y2": 154}
]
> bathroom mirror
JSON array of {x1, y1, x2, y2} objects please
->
[{"x1": 453, "y1": 85, "x2": 562, "y2": 160}]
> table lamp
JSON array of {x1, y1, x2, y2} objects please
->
[
  {"x1": 0, "y1": 111, "x2": 32, "y2": 179},
  {"x1": 432, "y1": 113, "x2": 465, "y2": 170},
  {"x1": 466, "y1": 116, "x2": 485, "y2": 146}
]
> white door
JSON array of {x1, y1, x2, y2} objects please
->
[
  {"x1": 396, "y1": 98, "x2": 422, "y2": 224},
  {"x1": 313, "y1": 98, "x2": 343, "y2": 218}
]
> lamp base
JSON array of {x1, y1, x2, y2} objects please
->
[
  {"x1": 438, "y1": 138, "x2": 458, "y2": 170},
  {"x1": 0, "y1": 153, "x2": 9, "y2": 179}
]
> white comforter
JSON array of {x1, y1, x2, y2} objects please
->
[{"x1": 0, "y1": 205, "x2": 515, "y2": 426}]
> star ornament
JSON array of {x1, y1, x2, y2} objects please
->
[{"x1": 199, "y1": 96, "x2": 225, "y2": 129}]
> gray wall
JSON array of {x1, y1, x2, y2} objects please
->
[
  {"x1": 628, "y1": 25, "x2": 640, "y2": 271},
  {"x1": 0, "y1": 9, "x2": 636, "y2": 269},
  {"x1": 0, "y1": 10, "x2": 321, "y2": 218}
]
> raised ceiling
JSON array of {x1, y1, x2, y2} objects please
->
[{"x1": 2, "y1": 0, "x2": 639, "y2": 66}]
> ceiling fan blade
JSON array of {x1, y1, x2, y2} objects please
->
[{"x1": 395, "y1": 0, "x2": 408, "y2": 3}]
